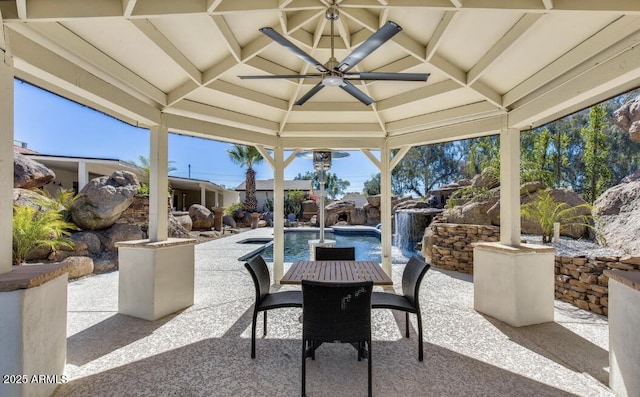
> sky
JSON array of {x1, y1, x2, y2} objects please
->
[{"x1": 14, "y1": 80, "x2": 379, "y2": 193}]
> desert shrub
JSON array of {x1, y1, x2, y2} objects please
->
[
  {"x1": 445, "y1": 186, "x2": 492, "y2": 209},
  {"x1": 224, "y1": 202, "x2": 245, "y2": 217},
  {"x1": 12, "y1": 205, "x2": 75, "y2": 265},
  {"x1": 520, "y1": 189, "x2": 594, "y2": 243}
]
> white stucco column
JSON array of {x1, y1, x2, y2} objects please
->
[
  {"x1": 78, "y1": 159, "x2": 89, "y2": 191},
  {"x1": 500, "y1": 127, "x2": 521, "y2": 246},
  {"x1": 149, "y1": 123, "x2": 169, "y2": 242},
  {"x1": 0, "y1": 55, "x2": 14, "y2": 275},
  {"x1": 200, "y1": 184, "x2": 206, "y2": 207},
  {"x1": 380, "y1": 143, "x2": 393, "y2": 276},
  {"x1": 272, "y1": 143, "x2": 285, "y2": 282}
]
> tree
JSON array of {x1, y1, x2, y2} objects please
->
[
  {"x1": 362, "y1": 173, "x2": 381, "y2": 196},
  {"x1": 461, "y1": 136, "x2": 500, "y2": 178},
  {"x1": 581, "y1": 104, "x2": 612, "y2": 203},
  {"x1": 521, "y1": 127, "x2": 553, "y2": 186},
  {"x1": 294, "y1": 171, "x2": 350, "y2": 199},
  {"x1": 227, "y1": 144, "x2": 264, "y2": 212},
  {"x1": 392, "y1": 143, "x2": 461, "y2": 197},
  {"x1": 133, "y1": 155, "x2": 177, "y2": 194}
]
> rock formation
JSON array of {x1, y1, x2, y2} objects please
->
[
  {"x1": 594, "y1": 177, "x2": 640, "y2": 255},
  {"x1": 613, "y1": 96, "x2": 640, "y2": 142},
  {"x1": 13, "y1": 152, "x2": 55, "y2": 189},
  {"x1": 188, "y1": 204, "x2": 214, "y2": 230},
  {"x1": 71, "y1": 171, "x2": 139, "y2": 230}
]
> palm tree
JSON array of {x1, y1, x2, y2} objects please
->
[
  {"x1": 227, "y1": 145, "x2": 264, "y2": 212},
  {"x1": 134, "y1": 155, "x2": 177, "y2": 194}
]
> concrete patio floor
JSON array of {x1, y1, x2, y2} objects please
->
[{"x1": 53, "y1": 228, "x2": 612, "y2": 396}]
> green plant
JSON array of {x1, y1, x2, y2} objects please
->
[
  {"x1": 224, "y1": 202, "x2": 245, "y2": 217},
  {"x1": 445, "y1": 186, "x2": 491, "y2": 209},
  {"x1": 12, "y1": 205, "x2": 76, "y2": 265},
  {"x1": 520, "y1": 189, "x2": 594, "y2": 243},
  {"x1": 285, "y1": 189, "x2": 305, "y2": 217},
  {"x1": 37, "y1": 188, "x2": 79, "y2": 222}
]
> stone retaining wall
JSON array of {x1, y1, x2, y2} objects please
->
[
  {"x1": 426, "y1": 223, "x2": 500, "y2": 274},
  {"x1": 555, "y1": 255, "x2": 640, "y2": 316},
  {"x1": 424, "y1": 222, "x2": 640, "y2": 317}
]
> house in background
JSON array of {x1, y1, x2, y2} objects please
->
[
  {"x1": 17, "y1": 143, "x2": 239, "y2": 211},
  {"x1": 235, "y1": 179, "x2": 313, "y2": 212}
]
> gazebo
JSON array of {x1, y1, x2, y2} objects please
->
[{"x1": 1, "y1": 2, "x2": 640, "y2": 396}]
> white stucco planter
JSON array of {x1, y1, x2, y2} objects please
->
[
  {"x1": 117, "y1": 238, "x2": 196, "y2": 321},
  {"x1": 0, "y1": 267, "x2": 69, "y2": 397},
  {"x1": 473, "y1": 242, "x2": 555, "y2": 327},
  {"x1": 606, "y1": 270, "x2": 640, "y2": 397}
]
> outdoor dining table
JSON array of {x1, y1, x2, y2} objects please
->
[{"x1": 280, "y1": 260, "x2": 393, "y2": 285}]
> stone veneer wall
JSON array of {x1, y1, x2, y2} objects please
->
[
  {"x1": 426, "y1": 223, "x2": 640, "y2": 316},
  {"x1": 428, "y1": 223, "x2": 500, "y2": 274},
  {"x1": 555, "y1": 255, "x2": 640, "y2": 316}
]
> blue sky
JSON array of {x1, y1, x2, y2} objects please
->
[{"x1": 14, "y1": 80, "x2": 379, "y2": 193}]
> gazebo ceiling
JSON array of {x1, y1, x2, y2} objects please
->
[{"x1": 2, "y1": 1, "x2": 640, "y2": 149}]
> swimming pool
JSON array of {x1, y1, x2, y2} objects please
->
[{"x1": 246, "y1": 230, "x2": 383, "y2": 262}]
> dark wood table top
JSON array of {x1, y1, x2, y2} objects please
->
[{"x1": 280, "y1": 260, "x2": 393, "y2": 285}]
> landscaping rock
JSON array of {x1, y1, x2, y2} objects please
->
[
  {"x1": 71, "y1": 231, "x2": 102, "y2": 254},
  {"x1": 92, "y1": 252, "x2": 118, "y2": 274},
  {"x1": 99, "y1": 223, "x2": 144, "y2": 251},
  {"x1": 175, "y1": 213, "x2": 193, "y2": 232},
  {"x1": 71, "y1": 171, "x2": 139, "y2": 230},
  {"x1": 594, "y1": 178, "x2": 640, "y2": 255},
  {"x1": 61, "y1": 256, "x2": 94, "y2": 279},
  {"x1": 169, "y1": 214, "x2": 191, "y2": 238},
  {"x1": 613, "y1": 96, "x2": 640, "y2": 142},
  {"x1": 223, "y1": 215, "x2": 236, "y2": 228},
  {"x1": 13, "y1": 188, "x2": 64, "y2": 212},
  {"x1": 13, "y1": 152, "x2": 55, "y2": 189},
  {"x1": 188, "y1": 204, "x2": 214, "y2": 230}
]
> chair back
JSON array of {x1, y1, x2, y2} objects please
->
[
  {"x1": 244, "y1": 255, "x2": 271, "y2": 301},
  {"x1": 401, "y1": 257, "x2": 430, "y2": 307},
  {"x1": 315, "y1": 246, "x2": 356, "y2": 261},
  {"x1": 302, "y1": 280, "x2": 372, "y2": 343}
]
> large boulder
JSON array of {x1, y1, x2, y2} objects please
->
[
  {"x1": 13, "y1": 188, "x2": 64, "y2": 212},
  {"x1": 70, "y1": 231, "x2": 103, "y2": 254},
  {"x1": 99, "y1": 223, "x2": 144, "y2": 251},
  {"x1": 613, "y1": 96, "x2": 640, "y2": 142},
  {"x1": 594, "y1": 178, "x2": 640, "y2": 255},
  {"x1": 60, "y1": 256, "x2": 94, "y2": 279},
  {"x1": 71, "y1": 171, "x2": 139, "y2": 230},
  {"x1": 188, "y1": 204, "x2": 214, "y2": 230},
  {"x1": 174, "y1": 213, "x2": 193, "y2": 232},
  {"x1": 168, "y1": 214, "x2": 191, "y2": 238},
  {"x1": 13, "y1": 152, "x2": 55, "y2": 189}
]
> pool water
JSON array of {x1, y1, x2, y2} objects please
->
[{"x1": 259, "y1": 231, "x2": 382, "y2": 262}]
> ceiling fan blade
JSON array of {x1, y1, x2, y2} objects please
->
[
  {"x1": 340, "y1": 81, "x2": 374, "y2": 106},
  {"x1": 336, "y1": 21, "x2": 402, "y2": 73},
  {"x1": 239, "y1": 74, "x2": 323, "y2": 80},
  {"x1": 295, "y1": 82, "x2": 325, "y2": 106},
  {"x1": 260, "y1": 27, "x2": 329, "y2": 73},
  {"x1": 344, "y1": 72, "x2": 430, "y2": 82}
]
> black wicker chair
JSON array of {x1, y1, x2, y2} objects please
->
[
  {"x1": 371, "y1": 256, "x2": 430, "y2": 361},
  {"x1": 314, "y1": 246, "x2": 356, "y2": 261},
  {"x1": 244, "y1": 255, "x2": 302, "y2": 359},
  {"x1": 301, "y1": 280, "x2": 373, "y2": 397}
]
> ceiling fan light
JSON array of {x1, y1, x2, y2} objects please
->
[{"x1": 322, "y1": 75, "x2": 343, "y2": 87}]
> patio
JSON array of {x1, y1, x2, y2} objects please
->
[{"x1": 53, "y1": 228, "x2": 611, "y2": 397}]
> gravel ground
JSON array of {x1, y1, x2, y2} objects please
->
[{"x1": 522, "y1": 234, "x2": 625, "y2": 258}]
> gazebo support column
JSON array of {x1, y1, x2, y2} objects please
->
[
  {"x1": 473, "y1": 126, "x2": 555, "y2": 327},
  {"x1": 1, "y1": 58, "x2": 70, "y2": 397},
  {"x1": 380, "y1": 143, "x2": 393, "y2": 276},
  {"x1": 117, "y1": 122, "x2": 195, "y2": 321},
  {"x1": 0, "y1": 56, "x2": 13, "y2": 275},
  {"x1": 273, "y1": 144, "x2": 285, "y2": 282}
]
